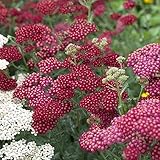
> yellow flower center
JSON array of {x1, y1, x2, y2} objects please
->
[
  {"x1": 144, "y1": 0, "x2": 154, "y2": 4},
  {"x1": 141, "y1": 92, "x2": 150, "y2": 98}
]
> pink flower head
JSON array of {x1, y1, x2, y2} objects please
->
[
  {"x1": 0, "y1": 3, "x2": 7, "y2": 23},
  {"x1": 123, "y1": 138, "x2": 149, "y2": 160},
  {"x1": 93, "y1": 0, "x2": 106, "y2": 16},
  {"x1": 32, "y1": 100, "x2": 72, "y2": 134},
  {"x1": 0, "y1": 71, "x2": 17, "y2": 91},
  {"x1": 15, "y1": 24, "x2": 51, "y2": 44},
  {"x1": 119, "y1": 14, "x2": 137, "y2": 26},
  {"x1": 145, "y1": 78, "x2": 160, "y2": 99},
  {"x1": 36, "y1": 0, "x2": 57, "y2": 15},
  {"x1": 123, "y1": 0, "x2": 136, "y2": 10},
  {"x1": 79, "y1": 98, "x2": 160, "y2": 154},
  {"x1": 0, "y1": 46, "x2": 22, "y2": 62},
  {"x1": 110, "y1": 13, "x2": 122, "y2": 21},
  {"x1": 68, "y1": 19, "x2": 97, "y2": 41},
  {"x1": 127, "y1": 43, "x2": 160, "y2": 79}
]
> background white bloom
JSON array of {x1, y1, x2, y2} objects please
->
[
  {"x1": 0, "y1": 34, "x2": 8, "y2": 48},
  {"x1": 0, "y1": 102, "x2": 35, "y2": 140},
  {"x1": 0, "y1": 139, "x2": 54, "y2": 160},
  {"x1": 0, "y1": 90, "x2": 13, "y2": 104},
  {"x1": 0, "y1": 59, "x2": 9, "y2": 70},
  {"x1": 12, "y1": 73, "x2": 28, "y2": 86}
]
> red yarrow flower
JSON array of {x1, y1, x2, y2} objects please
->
[
  {"x1": 0, "y1": 71, "x2": 17, "y2": 91},
  {"x1": 0, "y1": 46, "x2": 22, "y2": 62},
  {"x1": 123, "y1": 0, "x2": 136, "y2": 10},
  {"x1": 15, "y1": 23, "x2": 51, "y2": 44},
  {"x1": 68, "y1": 19, "x2": 97, "y2": 41}
]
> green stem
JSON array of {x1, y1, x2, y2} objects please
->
[
  {"x1": 116, "y1": 82, "x2": 124, "y2": 115},
  {"x1": 99, "y1": 152, "x2": 107, "y2": 160},
  {"x1": 17, "y1": 46, "x2": 29, "y2": 70},
  {"x1": 9, "y1": 36, "x2": 29, "y2": 71},
  {"x1": 87, "y1": 5, "x2": 93, "y2": 23},
  {"x1": 137, "y1": 85, "x2": 145, "y2": 102},
  {"x1": 10, "y1": 63, "x2": 27, "y2": 73},
  {"x1": 107, "y1": 150, "x2": 122, "y2": 160}
]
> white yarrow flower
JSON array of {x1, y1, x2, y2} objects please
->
[
  {"x1": 13, "y1": 73, "x2": 28, "y2": 86},
  {"x1": 0, "y1": 139, "x2": 54, "y2": 160},
  {"x1": 0, "y1": 34, "x2": 8, "y2": 48},
  {"x1": 0, "y1": 102, "x2": 35, "y2": 140},
  {"x1": 0, "y1": 59, "x2": 9, "y2": 70}
]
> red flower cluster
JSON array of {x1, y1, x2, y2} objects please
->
[
  {"x1": 13, "y1": 73, "x2": 53, "y2": 108},
  {"x1": 0, "y1": 3, "x2": 7, "y2": 23},
  {"x1": 15, "y1": 23, "x2": 51, "y2": 44},
  {"x1": 114, "y1": 14, "x2": 137, "y2": 34},
  {"x1": 37, "y1": 0, "x2": 87, "y2": 16},
  {"x1": 92, "y1": 0, "x2": 106, "y2": 16},
  {"x1": 0, "y1": 46, "x2": 22, "y2": 62},
  {"x1": 36, "y1": 34, "x2": 58, "y2": 59},
  {"x1": 123, "y1": 138, "x2": 148, "y2": 160},
  {"x1": 68, "y1": 19, "x2": 97, "y2": 41},
  {"x1": 32, "y1": 100, "x2": 72, "y2": 134},
  {"x1": 13, "y1": 72, "x2": 73, "y2": 133},
  {"x1": 48, "y1": 65, "x2": 102, "y2": 100},
  {"x1": 38, "y1": 57, "x2": 63, "y2": 74},
  {"x1": 119, "y1": 14, "x2": 137, "y2": 26},
  {"x1": 9, "y1": 1, "x2": 43, "y2": 26},
  {"x1": 123, "y1": 0, "x2": 136, "y2": 10},
  {"x1": 80, "y1": 87, "x2": 126, "y2": 127},
  {"x1": 36, "y1": 0, "x2": 57, "y2": 15},
  {"x1": 0, "y1": 71, "x2": 17, "y2": 91},
  {"x1": 110, "y1": 13, "x2": 122, "y2": 21}
]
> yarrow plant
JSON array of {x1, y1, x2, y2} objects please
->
[
  {"x1": 0, "y1": 139, "x2": 54, "y2": 160},
  {"x1": 0, "y1": 0, "x2": 160, "y2": 159}
]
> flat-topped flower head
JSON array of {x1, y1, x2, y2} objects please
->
[
  {"x1": 0, "y1": 46, "x2": 22, "y2": 62},
  {"x1": 127, "y1": 43, "x2": 160, "y2": 79},
  {"x1": 0, "y1": 101, "x2": 34, "y2": 140},
  {"x1": 68, "y1": 19, "x2": 97, "y2": 41},
  {"x1": 0, "y1": 71, "x2": 17, "y2": 91},
  {"x1": 15, "y1": 23, "x2": 51, "y2": 44},
  {"x1": 123, "y1": 0, "x2": 136, "y2": 10},
  {"x1": 0, "y1": 139, "x2": 54, "y2": 160}
]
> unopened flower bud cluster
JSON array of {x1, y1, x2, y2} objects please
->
[
  {"x1": 116, "y1": 56, "x2": 126, "y2": 64},
  {"x1": 102, "y1": 67, "x2": 129, "y2": 84},
  {"x1": 65, "y1": 43, "x2": 80, "y2": 56},
  {"x1": 92, "y1": 37, "x2": 108, "y2": 50},
  {"x1": 0, "y1": 139, "x2": 54, "y2": 160}
]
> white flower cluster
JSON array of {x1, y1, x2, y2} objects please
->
[
  {"x1": 13, "y1": 73, "x2": 28, "y2": 86},
  {"x1": 0, "y1": 90, "x2": 13, "y2": 104},
  {"x1": 0, "y1": 34, "x2": 8, "y2": 48},
  {"x1": 0, "y1": 59, "x2": 9, "y2": 70},
  {"x1": 0, "y1": 102, "x2": 35, "y2": 140},
  {"x1": 0, "y1": 139, "x2": 54, "y2": 160},
  {"x1": 0, "y1": 73, "x2": 36, "y2": 140}
]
